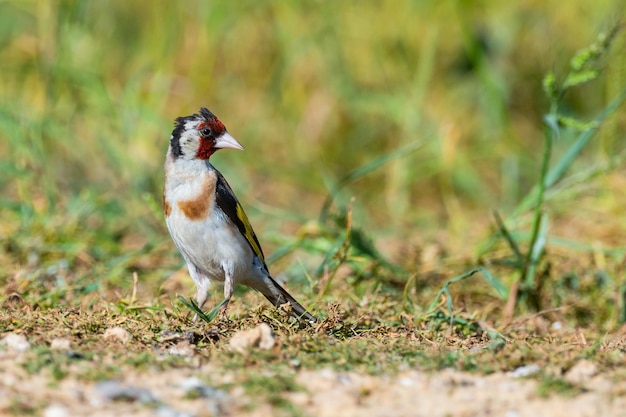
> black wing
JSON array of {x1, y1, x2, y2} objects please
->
[{"x1": 213, "y1": 166, "x2": 268, "y2": 271}]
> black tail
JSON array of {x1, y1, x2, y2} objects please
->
[{"x1": 258, "y1": 276, "x2": 317, "y2": 324}]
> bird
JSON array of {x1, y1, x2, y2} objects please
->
[{"x1": 163, "y1": 107, "x2": 317, "y2": 324}]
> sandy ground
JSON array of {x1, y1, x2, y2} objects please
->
[{"x1": 1, "y1": 331, "x2": 626, "y2": 417}]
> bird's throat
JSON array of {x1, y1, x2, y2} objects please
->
[{"x1": 195, "y1": 138, "x2": 216, "y2": 160}]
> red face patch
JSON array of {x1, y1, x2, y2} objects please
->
[
  {"x1": 197, "y1": 117, "x2": 226, "y2": 136},
  {"x1": 196, "y1": 138, "x2": 215, "y2": 160},
  {"x1": 208, "y1": 116, "x2": 226, "y2": 132},
  {"x1": 195, "y1": 115, "x2": 227, "y2": 159}
]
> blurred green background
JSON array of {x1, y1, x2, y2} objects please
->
[{"x1": 1, "y1": 1, "x2": 624, "y2": 305}]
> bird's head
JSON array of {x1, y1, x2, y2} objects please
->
[{"x1": 170, "y1": 107, "x2": 243, "y2": 160}]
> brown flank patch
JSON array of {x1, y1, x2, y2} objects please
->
[
  {"x1": 163, "y1": 193, "x2": 172, "y2": 217},
  {"x1": 177, "y1": 173, "x2": 215, "y2": 220}
]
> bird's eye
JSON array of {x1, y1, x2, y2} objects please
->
[{"x1": 200, "y1": 127, "x2": 212, "y2": 137}]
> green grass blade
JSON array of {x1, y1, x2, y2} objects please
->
[
  {"x1": 492, "y1": 210, "x2": 524, "y2": 267},
  {"x1": 515, "y1": 86, "x2": 626, "y2": 215},
  {"x1": 481, "y1": 267, "x2": 508, "y2": 300},
  {"x1": 426, "y1": 268, "x2": 479, "y2": 318},
  {"x1": 177, "y1": 296, "x2": 228, "y2": 323},
  {"x1": 426, "y1": 267, "x2": 505, "y2": 314},
  {"x1": 523, "y1": 212, "x2": 549, "y2": 289}
]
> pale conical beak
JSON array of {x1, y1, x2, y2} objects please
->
[{"x1": 214, "y1": 132, "x2": 244, "y2": 150}]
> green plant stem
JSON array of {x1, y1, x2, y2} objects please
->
[
  {"x1": 520, "y1": 115, "x2": 555, "y2": 297},
  {"x1": 318, "y1": 201, "x2": 353, "y2": 298},
  {"x1": 514, "y1": 87, "x2": 626, "y2": 216}
]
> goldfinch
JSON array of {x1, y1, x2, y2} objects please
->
[{"x1": 163, "y1": 107, "x2": 317, "y2": 323}]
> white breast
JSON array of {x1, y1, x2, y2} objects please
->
[{"x1": 164, "y1": 153, "x2": 254, "y2": 283}]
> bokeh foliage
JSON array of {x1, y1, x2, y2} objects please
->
[{"x1": 0, "y1": 1, "x2": 625, "y2": 324}]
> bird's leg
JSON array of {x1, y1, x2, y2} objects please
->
[
  {"x1": 187, "y1": 263, "x2": 210, "y2": 322},
  {"x1": 221, "y1": 260, "x2": 235, "y2": 315},
  {"x1": 195, "y1": 284, "x2": 208, "y2": 310},
  {"x1": 192, "y1": 283, "x2": 210, "y2": 322}
]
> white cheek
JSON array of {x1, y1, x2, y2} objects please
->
[{"x1": 180, "y1": 132, "x2": 199, "y2": 158}]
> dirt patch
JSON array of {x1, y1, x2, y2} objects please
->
[
  {"x1": 289, "y1": 368, "x2": 624, "y2": 417},
  {"x1": 2, "y1": 329, "x2": 626, "y2": 417}
]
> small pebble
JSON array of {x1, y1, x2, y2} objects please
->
[
  {"x1": 398, "y1": 377, "x2": 415, "y2": 387},
  {"x1": 103, "y1": 327, "x2": 132, "y2": 344},
  {"x1": 508, "y1": 364, "x2": 541, "y2": 378},
  {"x1": 95, "y1": 380, "x2": 157, "y2": 404},
  {"x1": 50, "y1": 338, "x2": 71, "y2": 351},
  {"x1": 1, "y1": 333, "x2": 30, "y2": 352},
  {"x1": 565, "y1": 359, "x2": 597, "y2": 384},
  {"x1": 178, "y1": 377, "x2": 228, "y2": 399},
  {"x1": 168, "y1": 340, "x2": 196, "y2": 357},
  {"x1": 43, "y1": 404, "x2": 69, "y2": 417},
  {"x1": 229, "y1": 323, "x2": 275, "y2": 353}
]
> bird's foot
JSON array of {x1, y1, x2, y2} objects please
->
[{"x1": 219, "y1": 299, "x2": 231, "y2": 317}]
